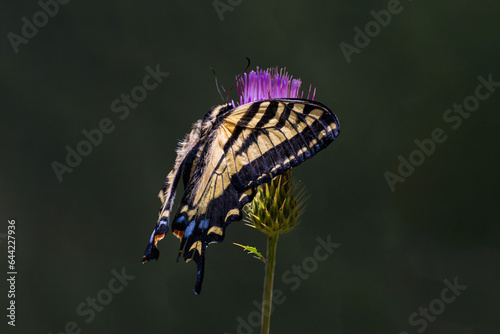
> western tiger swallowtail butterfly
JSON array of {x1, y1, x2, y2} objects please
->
[{"x1": 142, "y1": 98, "x2": 339, "y2": 294}]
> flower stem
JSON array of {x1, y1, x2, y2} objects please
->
[{"x1": 261, "y1": 233, "x2": 279, "y2": 334}]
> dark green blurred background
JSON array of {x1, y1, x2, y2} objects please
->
[{"x1": 1, "y1": 1, "x2": 499, "y2": 333}]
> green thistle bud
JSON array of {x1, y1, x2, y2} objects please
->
[{"x1": 245, "y1": 170, "x2": 306, "y2": 236}]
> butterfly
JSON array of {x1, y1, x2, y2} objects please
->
[{"x1": 142, "y1": 98, "x2": 340, "y2": 294}]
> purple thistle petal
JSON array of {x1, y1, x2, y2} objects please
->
[{"x1": 236, "y1": 67, "x2": 316, "y2": 105}]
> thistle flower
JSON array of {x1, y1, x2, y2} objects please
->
[{"x1": 236, "y1": 67, "x2": 314, "y2": 334}]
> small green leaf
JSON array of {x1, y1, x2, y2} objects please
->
[{"x1": 233, "y1": 243, "x2": 266, "y2": 263}]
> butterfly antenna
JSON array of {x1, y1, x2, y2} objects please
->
[
  {"x1": 225, "y1": 57, "x2": 251, "y2": 104},
  {"x1": 210, "y1": 67, "x2": 225, "y2": 102}
]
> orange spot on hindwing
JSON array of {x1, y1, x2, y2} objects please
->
[
  {"x1": 153, "y1": 233, "x2": 165, "y2": 246},
  {"x1": 173, "y1": 230, "x2": 185, "y2": 240}
]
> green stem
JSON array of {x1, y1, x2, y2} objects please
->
[{"x1": 261, "y1": 233, "x2": 279, "y2": 334}]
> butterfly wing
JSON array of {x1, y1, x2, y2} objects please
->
[
  {"x1": 222, "y1": 98, "x2": 340, "y2": 190},
  {"x1": 171, "y1": 98, "x2": 339, "y2": 294},
  {"x1": 142, "y1": 120, "x2": 205, "y2": 263}
]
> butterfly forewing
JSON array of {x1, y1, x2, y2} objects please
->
[{"x1": 224, "y1": 99, "x2": 339, "y2": 190}]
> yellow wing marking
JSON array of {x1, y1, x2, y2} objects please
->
[
  {"x1": 189, "y1": 241, "x2": 202, "y2": 254},
  {"x1": 224, "y1": 209, "x2": 240, "y2": 221},
  {"x1": 207, "y1": 226, "x2": 224, "y2": 236}
]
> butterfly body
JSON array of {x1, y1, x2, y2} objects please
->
[{"x1": 142, "y1": 98, "x2": 340, "y2": 294}]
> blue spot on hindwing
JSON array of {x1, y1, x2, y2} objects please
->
[
  {"x1": 198, "y1": 219, "x2": 209, "y2": 229},
  {"x1": 184, "y1": 221, "x2": 196, "y2": 238}
]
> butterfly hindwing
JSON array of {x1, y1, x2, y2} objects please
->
[
  {"x1": 171, "y1": 130, "x2": 257, "y2": 293},
  {"x1": 142, "y1": 121, "x2": 205, "y2": 262}
]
